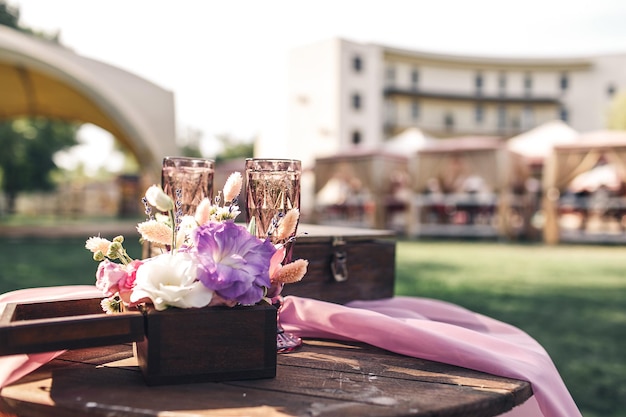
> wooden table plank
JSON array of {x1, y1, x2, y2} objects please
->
[{"x1": 0, "y1": 340, "x2": 532, "y2": 417}]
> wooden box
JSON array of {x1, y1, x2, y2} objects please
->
[
  {"x1": 0, "y1": 297, "x2": 144, "y2": 356},
  {"x1": 136, "y1": 302, "x2": 277, "y2": 385},
  {"x1": 0, "y1": 297, "x2": 277, "y2": 386},
  {"x1": 283, "y1": 224, "x2": 396, "y2": 304}
]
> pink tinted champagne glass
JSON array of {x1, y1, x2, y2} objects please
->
[{"x1": 245, "y1": 158, "x2": 302, "y2": 352}]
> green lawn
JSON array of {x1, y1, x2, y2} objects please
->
[
  {"x1": 0, "y1": 236, "x2": 624, "y2": 417},
  {"x1": 395, "y1": 240, "x2": 626, "y2": 417}
]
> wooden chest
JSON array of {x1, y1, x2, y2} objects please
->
[{"x1": 283, "y1": 224, "x2": 396, "y2": 304}]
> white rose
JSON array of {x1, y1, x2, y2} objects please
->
[
  {"x1": 130, "y1": 252, "x2": 213, "y2": 310},
  {"x1": 145, "y1": 185, "x2": 174, "y2": 212}
]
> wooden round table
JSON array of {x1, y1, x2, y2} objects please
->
[{"x1": 0, "y1": 339, "x2": 532, "y2": 417}]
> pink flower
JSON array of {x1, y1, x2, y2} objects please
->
[
  {"x1": 118, "y1": 260, "x2": 143, "y2": 303},
  {"x1": 269, "y1": 246, "x2": 286, "y2": 279},
  {"x1": 95, "y1": 260, "x2": 129, "y2": 297},
  {"x1": 95, "y1": 259, "x2": 143, "y2": 303}
]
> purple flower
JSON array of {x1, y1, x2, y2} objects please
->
[{"x1": 191, "y1": 221, "x2": 275, "y2": 305}]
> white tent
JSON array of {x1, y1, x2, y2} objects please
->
[
  {"x1": 507, "y1": 120, "x2": 578, "y2": 163},
  {"x1": 383, "y1": 127, "x2": 434, "y2": 155},
  {"x1": 569, "y1": 163, "x2": 624, "y2": 193},
  {"x1": 0, "y1": 25, "x2": 177, "y2": 181}
]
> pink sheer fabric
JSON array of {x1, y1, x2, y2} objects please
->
[
  {"x1": 0, "y1": 287, "x2": 581, "y2": 417},
  {"x1": 280, "y1": 296, "x2": 581, "y2": 417}
]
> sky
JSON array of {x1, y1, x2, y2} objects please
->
[{"x1": 9, "y1": 0, "x2": 626, "y2": 173}]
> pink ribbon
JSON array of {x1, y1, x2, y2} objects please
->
[
  {"x1": 0, "y1": 287, "x2": 581, "y2": 417},
  {"x1": 280, "y1": 296, "x2": 581, "y2": 417}
]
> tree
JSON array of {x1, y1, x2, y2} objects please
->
[
  {"x1": 0, "y1": 1, "x2": 19, "y2": 29},
  {"x1": 607, "y1": 91, "x2": 626, "y2": 130},
  {"x1": 0, "y1": 118, "x2": 78, "y2": 213},
  {"x1": 0, "y1": 1, "x2": 60, "y2": 41},
  {"x1": 215, "y1": 134, "x2": 254, "y2": 163},
  {"x1": 0, "y1": 2, "x2": 78, "y2": 214}
]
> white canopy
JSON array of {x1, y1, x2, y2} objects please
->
[
  {"x1": 507, "y1": 120, "x2": 578, "y2": 162},
  {"x1": 0, "y1": 25, "x2": 177, "y2": 181},
  {"x1": 383, "y1": 127, "x2": 434, "y2": 155}
]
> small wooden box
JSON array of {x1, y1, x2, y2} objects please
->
[
  {"x1": 0, "y1": 298, "x2": 277, "y2": 386},
  {"x1": 136, "y1": 302, "x2": 277, "y2": 385},
  {"x1": 0, "y1": 297, "x2": 144, "y2": 356},
  {"x1": 284, "y1": 224, "x2": 396, "y2": 304}
]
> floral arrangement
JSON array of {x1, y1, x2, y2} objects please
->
[{"x1": 85, "y1": 172, "x2": 308, "y2": 313}]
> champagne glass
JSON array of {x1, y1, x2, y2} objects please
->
[
  {"x1": 144, "y1": 157, "x2": 214, "y2": 258},
  {"x1": 161, "y1": 156, "x2": 215, "y2": 217},
  {"x1": 245, "y1": 158, "x2": 302, "y2": 352}
]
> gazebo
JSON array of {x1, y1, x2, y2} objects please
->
[
  {"x1": 0, "y1": 25, "x2": 177, "y2": 182},
  {"x1": 313, "y1": 150, "x2": 410, "y2": 230},
  {"x1": 542, "y1": 130, "x2": 626, "y2": 244},
  {"x1": 406, "y1": 136, "x2": 523, "y2": 238}
]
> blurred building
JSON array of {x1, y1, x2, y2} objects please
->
[{"x1": 278, "y1": 38, "x2": 625, "y2": 169}]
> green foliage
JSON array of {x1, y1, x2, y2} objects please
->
[
  {"x1": 607, "y1": 91, "x2": 626, "y2": 130},
  {"x1": 215, "y1": 133, "x2": 254, "y2": 163},
  {"x1": 0, "y1": 118, "x2": 79, "y2": 212},
  {"x1": 0, "y1": 1, "x2": 19, "y2": 29},
  {"x1": 0, "y1": 0, "x2": 61, "y2": 41}
]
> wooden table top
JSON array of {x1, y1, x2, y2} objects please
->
[{"x1": 0, "y1": 339, "x2": 532, "y2": 417}]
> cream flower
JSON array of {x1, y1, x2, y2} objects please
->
[
  {"x1": 85, "y1": 236, "x2": 112, "y2": 255},
  {"x1": 176, "y1": 215, "x2": 198, "y2": 248},
  {"x1": 145, "y1": 185, "x2": 174, "y2": 212},
  {"x1": 194, "y1": 197, "x2": 213, "y2": 225},
  {"x1": 275, "y1": 208, "x2": 300, "y2": 242},
  {"x1": 223, "y1": 172, "x2": 243, "y2": 202},
  {"x1": 130, "y1": 252, "x2": 214, "y2": 311},
  {"x1": 137, "y1": 219, "x2": 173, "y2": 246},
  {"x1": 271, "y1": 259, "x2": 308, "y2": 284}
]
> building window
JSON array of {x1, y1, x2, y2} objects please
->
[
  {"x1": 444, "y1": 113, "x2": 454, "y2": 130},
  {"x1": 353, "y1": 55, "x2": 363, "y2": 73},
  {"x1": 498, "y1": 73, "x2": 506, "y2": 95},
  {"x1": 351, "y1": 130, "x2": 362, "y2": 145},
  {"x1": 411, "y1": 68, "x2": 419, "y2": 89},
  {"x1": 608, "y1": 83, "x2": 616, "y2": 97},
  {"x1": 522, "y1": 105, "x2": 534, "y2": 128},
  {"x1": 475, "y1": 72, "x2": 483, "y2": 93},
  {"x1": 352, "y1": 93, "x2": 362, "y2": 110},
  {"x1": 385, "y1": 100, "x2": 397, "y2": 124},
  {"x1": 559, "y1": 106, "x2": 569, "y2": 122},
  {"x1": 386, "y1": 66, "x2": 396, "y2": 85},
  {"x1": 560, "y1": 73, "x2": 569, "y2": 91},
  {"x1": 524, "y1": 73, "x2": 533, "y2": 95},
  {"x1": 475, "y1": 104, "x2": 484, "y2": 123},
  {"x1": 497, "y1": 105, "x2": 506, "y2": 129},
  {"x1": 411, "y1": 100, "x2": 419, "y2": 120}
]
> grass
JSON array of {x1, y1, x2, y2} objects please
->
[
  {"x1": 0, "y1": 235, "x2": 624, "y2": 417},
  {"x1": 395, "y1": 240, "x2": 626, "y2": 417}
]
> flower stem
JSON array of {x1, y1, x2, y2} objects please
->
[{"x1": 169, "y1": 209, "x2": 176, "y2": 252}]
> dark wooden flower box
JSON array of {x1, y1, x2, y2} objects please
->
[{"x1": 136, "y1": 302, "x2": 277, "y2": 385}]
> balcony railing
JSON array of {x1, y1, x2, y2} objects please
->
[{"x1": 384, "y1": 86, "x2": 561, "y2": 105}]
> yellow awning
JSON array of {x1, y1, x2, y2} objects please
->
[{"x1": 0, "y1": 25, "x2": 178, "y2": 181}]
